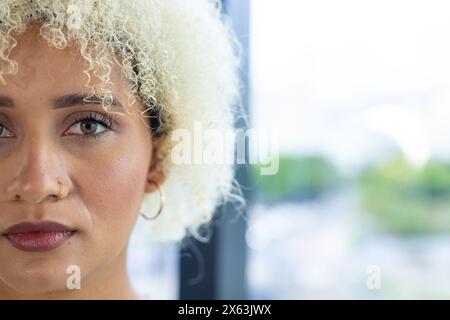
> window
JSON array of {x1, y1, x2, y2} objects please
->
[{"x1": 248, "y1": 0, "x2": 450, "y2": 299}]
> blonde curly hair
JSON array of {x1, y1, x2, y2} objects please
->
[{"x1": 0, "y1": 0, "x2": 244, "y2": 242}]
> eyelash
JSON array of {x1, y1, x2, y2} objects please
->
[{"x1": 0, "y1": 111, "x2": 118, "y2": 142}]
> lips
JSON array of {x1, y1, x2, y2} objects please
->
[{"x1": 2, "y1": 221, "x2": 76, "y2": 252}]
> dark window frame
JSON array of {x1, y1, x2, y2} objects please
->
[{"x1": 178, "y1": 0, "x2": 251, "y2": 300}]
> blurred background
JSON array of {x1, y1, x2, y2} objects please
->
[{"x1": 128, "y1": 0, "x2": 450, "y2": 299}]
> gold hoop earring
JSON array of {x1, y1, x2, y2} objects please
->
[{"x1": 140, "y1": 180, "x2": 164, "y2": 220}]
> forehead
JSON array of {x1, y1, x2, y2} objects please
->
[{"x1": 1, "y1": 24, "x2": 130, "y2": 107}]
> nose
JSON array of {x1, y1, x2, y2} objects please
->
[{"x1": 5, "y1": 136, "x2": 69, "y2": 204}]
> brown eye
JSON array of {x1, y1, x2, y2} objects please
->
[
  {"x1": 65, "y1": 111, "x2": 117, "y2": 142},
  {"x1": 79, "y1": 120, "x2": 101, "y2": 135},
  {"x1": 67, "y1": 119, "x2": 107, "y2": 136}
]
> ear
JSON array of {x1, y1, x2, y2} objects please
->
[{"x1": 144, "y1": 140, "x2": 167, "y2": 193}]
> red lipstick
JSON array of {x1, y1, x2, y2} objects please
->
[{"x1": 2, "y1": 221, "x2": 76, "y2": 252}]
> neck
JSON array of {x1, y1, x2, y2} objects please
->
[{"x1": 0, "y1": 245, "x2": 140, "y2": 300}]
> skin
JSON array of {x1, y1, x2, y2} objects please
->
[{"x1": 0, "y1": 25, "x2": 166, "y2": 299}]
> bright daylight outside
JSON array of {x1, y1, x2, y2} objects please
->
[{"x1": 247, "y1": 0, "x2": 450, "y2": 299}]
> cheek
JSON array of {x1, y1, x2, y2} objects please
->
[{"x1": 78, "y1": 143, "x2": 150, "y2": 243}]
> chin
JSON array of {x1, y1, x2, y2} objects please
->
[
  {"x1": 0, "y1": 241, "x2": 85, "y2": 295},
  {"x1": 3, "y1": 274, "x2": 68, "y2": 295},
  {"x1": 0, "y1": 257, "x2": 77, "y2": 295},
  {"x1": 0, "y1": 231, "x2": 87, "y2": 295}
]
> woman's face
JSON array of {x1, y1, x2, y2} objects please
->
[{"x1": 0, "y1": 26, "x2": 161, "y2": 295}]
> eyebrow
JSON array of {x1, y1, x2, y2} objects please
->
[{"x1": 0, "y1": 93, "x2": 124, "y2": 111}]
